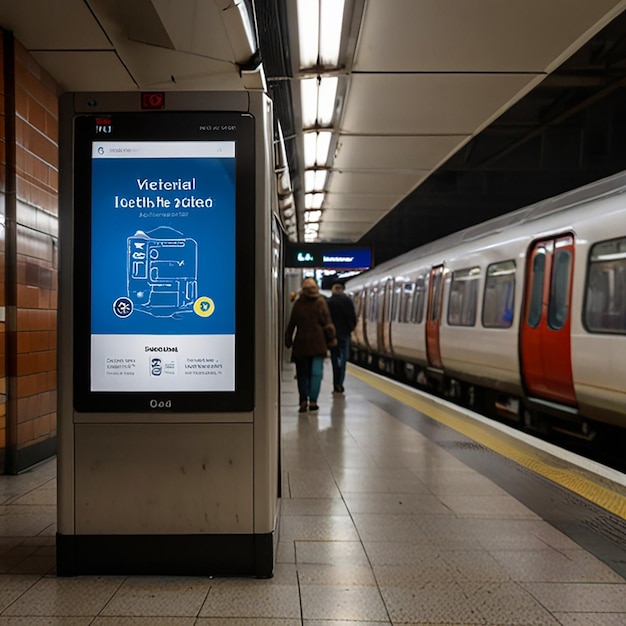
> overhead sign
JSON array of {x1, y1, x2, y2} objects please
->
[{"x1": 286, "y1": 244, "x2": 372, "y2": 269}]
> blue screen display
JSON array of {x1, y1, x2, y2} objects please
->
[{"x1": 89, "y1": 141, "x2": 237, "y2": 392}]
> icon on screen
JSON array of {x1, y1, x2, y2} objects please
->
[
  {"x1": 113, "y1": 297, "x2": 133, "y2": 318},
  {"x1": 193, "y1": 296, "x2": 215, "y2": 317},
  {"x1": 150, "y1": 358, "x2": 162, "y2": 376}
]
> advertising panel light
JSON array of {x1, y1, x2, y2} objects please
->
[
  {"x1": 90, "y1": 140, "x2": 236, "y2": 392},
  {"x1": 72, "y1": 112, "x2": 255, "y2": 412}
]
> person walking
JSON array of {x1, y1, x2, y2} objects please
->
[
  {"x1": 326, "y1": 281, "x2": 357, "y2": 393},
  {"x1": 285, "y1": 277, "x2": 337, "y2": 413}
]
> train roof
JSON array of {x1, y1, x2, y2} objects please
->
[{"x1": 348, "y1": 169, "x2": 626, "y2": 285}]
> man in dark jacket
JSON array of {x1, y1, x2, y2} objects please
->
[
  {"x1": 326, "y1": 281, "x2": 357, "y2": 393},
  {"x1": 285, "y1": 277, "x2": 337, "y2": 412}
]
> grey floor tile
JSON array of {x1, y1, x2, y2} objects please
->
[
  {"x1": 198, "y1": 583, "x2": 301, "y2": 619},
  {"x1": 342, "y1": 492, "x2": 453, "y2": 516},
  {"x1": 94, "y1": 619, "x2": 195, "y2": 625},
  {"x1": 275, "y1": 538, "x2": 296, "y2": 564},
  {"x1": 0, "y1": 618, "x2": 92, "y2": 625},
  {"x1": 194, "y1": 617, "x2": 302, "y2": 626},
  {"x1": 552, "y1": 613, "x2": 626, "y2": 625},
  {"x1": 417, "y1": 516, "x2": 489, "y2": 549},
  {"x1": 373, "y1": 561, "x2": 456, "y2": 587},
  {"x1": 11, "y1": 482, "x2": 57, "y2": 506},
  {"x1": 0, "y1": 575, "x2": 40, "y2": 612},
  {"x1": 300, "y1": 584, "x2": 388, "y2": 621},
  {"x1": 100, "y1": 576, "x2": 211, "y2": 617},
  {"x1": 418, "y1": 472, "x2": 510, "y2": 496},
  {"x1": 350, "y1": 514, "x2": 428, "y2": 543},
  {"x1": 279, "y1": 515, "x2": 359, "y2": 542},
  {"x1": 462, "y1": 581, "x2": 561, "y2": 625},
  {"x1": 463, "y1": 519, "x2": 580, "y2": 551},
  {"x1": 295, "y1": 540, "x2": 369, "y2": 565},
  {"x1": 304, "y1": 621, "x2": 391, "y2": 626},
  {"x1": 441, "y1": 550, "x2": 512, "y2": 583},
  {"x1": 5, "y1": 553, "x2": 56, "y2": 576},
  {"x1": 439, "y1": 493, "x2": 541, "y2": 518},
  {"x1": 363, "y1": 542, "x2": 442, "y2": 567},
  {"x1": 0, "y1": 539, "x2": 22, "y2": 557},
  {"x1": 0, "y1": 544, "x2": 39, "y2": 574},
  {"x1": 285, "y1": 471, "x2": 343, "y2": 498},
  {"x1": 490, "y1": 549, "x2": 626, "y2": 582},
  {"x1": 297, "y1": 562, "x2": 377, "y2": 586},
  {"x1": 280, "y1": 498, "x2": 349, "y2": 516},
  {"x1": 521, "y1": 582, "x2": 626, "y2": 612},
  {"x1": 0, "y1": 509, "x2": 56, "y2": 538},
  {"x1": 1, "y1": 576, "x2": 124, "y2": 617},
  {"x1": 379, "y1": 583, "x2": 486, "y2": 624}
]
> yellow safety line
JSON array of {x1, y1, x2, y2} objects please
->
[{"x1": 348, "y1": 364, "x2": 626, "y2": 520}]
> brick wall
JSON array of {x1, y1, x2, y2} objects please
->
[
  {"x1": 1, "y1": 32, "x2": 59, "y2": 473},
  {"x1": 0, "y1": 36, "x2": 6, "y2": 469}
]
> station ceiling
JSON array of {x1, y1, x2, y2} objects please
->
[{"x1": 2, "y1": 1, "x2": 626, "y2": 265}]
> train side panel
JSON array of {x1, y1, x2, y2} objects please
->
[
  {"x1": 437, "y1": 236, "x2": 525, "y2": 395},
  {"x1": 569, "y1": 196, "x2": 626, "y2": 428}
]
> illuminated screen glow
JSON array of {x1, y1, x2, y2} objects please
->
[{"x1": 89, "y1": 140, "x2": 236, "y2": 392}]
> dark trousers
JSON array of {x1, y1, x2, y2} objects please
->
[
  {"x1": 330, "y1": 335, "x2": 350, "y2": 389},
  {"x1": 295, "y1": 356, "x2": 323, "y2": 403}
]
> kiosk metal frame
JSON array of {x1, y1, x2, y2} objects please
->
[{"x1": 57, "y1": 91, "x2": 280, "y2": 577}]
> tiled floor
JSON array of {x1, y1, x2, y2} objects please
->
[{"x1": 0, "y1": 362, "x2": 625, "y2": 624}]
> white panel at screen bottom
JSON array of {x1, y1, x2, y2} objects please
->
[{"x1": 91, "y1": 334, "x2": 235, "y2": 391}]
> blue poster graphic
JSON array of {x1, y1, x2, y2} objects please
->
[{"x1": 91, "y1": 151, "x2": 236, "y2": 336}]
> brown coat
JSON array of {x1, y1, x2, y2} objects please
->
[{"x1": 285, "y1": 284, "x2": 336, "y2": 359}]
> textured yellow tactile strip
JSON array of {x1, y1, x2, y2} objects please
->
[{"x1": 348, "y1": 364, "x2": 626, "y2": 521}]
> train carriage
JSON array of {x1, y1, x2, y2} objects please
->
[{"x1": 347, "y1": 171, "x2": 626, "y2": 438}]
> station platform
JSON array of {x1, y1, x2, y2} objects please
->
[{"x1": 1, "y1": 361, "x2": 626, "y2": 624}]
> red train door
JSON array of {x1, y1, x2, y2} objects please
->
[
  {"x1": 520, "y1": 235, "x2": 577, "y2": 406},
  {"x1": 426, "y1": 265, "x2": 444, "y2": 369}
]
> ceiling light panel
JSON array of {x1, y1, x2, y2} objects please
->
[
  {"x1": 297, "y1": 0, "x2": 319, "y2": 68},
  {"x1": 319, "y1": 0, "x2": 345, "y2": 67},
  {"x1": 300, "y1": 77, "x2": 318, "y2": 127}
]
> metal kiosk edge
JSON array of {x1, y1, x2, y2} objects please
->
[{"x1": 56, "y1": 91, "x2": 280, "y2": 577}]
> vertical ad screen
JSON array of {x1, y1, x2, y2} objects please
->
[
  {"x1": 91, "y1": 141, "x2": 235, "y2": 393},
  {"x1": 72, "y1": 112, "x2": 255, "y2": 413}
]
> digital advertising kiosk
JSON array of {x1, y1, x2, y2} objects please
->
[{"x1": 57, "y1": 91, "x2": 280, "y2": 576}]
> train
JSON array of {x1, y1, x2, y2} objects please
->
[{"x1": 345, "y1": 171, "x2": 626, "y2": 441}]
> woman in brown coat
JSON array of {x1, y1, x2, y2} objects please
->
[{"x1": 285, "y1": 277, "x2": 337, "y2": 412}]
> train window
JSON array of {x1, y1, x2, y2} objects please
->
[
  {"x1": 584, "y1": 238, "x2": 626, "y2": 334},
  {"x1": 482, "y1": 260, "x2": 516, "y2": 328},
  {"x1": 431, "y1": 270, "x2": 445, "y2": 322},
  {"x1": 411, "y1": 276, "x2": 426, "y2": 324},
  {"x1": 369, "y1": 288, "x2": 378, "y2": 322},
  {"x1": 447, "y1": 267, "x2": 480, "y2": 326},
  {"x1": 548, "y1": 249, "x2": 571, "y2": 330},
  {"x1": 352, "y1": 291, "x2": 362, "y2": 318},
  {"x1": 527, "y1": 250, "x2": 546, "y2": 328},
  {"x1": 399, "y1": 282, "x2": 414, "y2": 323},
  {"x1": 379, "y1": 287, "x2": 388, "y2": 323},
  {"x1": 391, "y1": 282, "x2": 401, "y2": 322}
]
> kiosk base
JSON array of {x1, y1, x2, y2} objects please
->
[{"x1": 56, "y1": 532, "x2": 274, "y2": 578}]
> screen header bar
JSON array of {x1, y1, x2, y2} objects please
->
[{"x1": 92, "y1": 141, "x2": 235, "y2": 159}]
